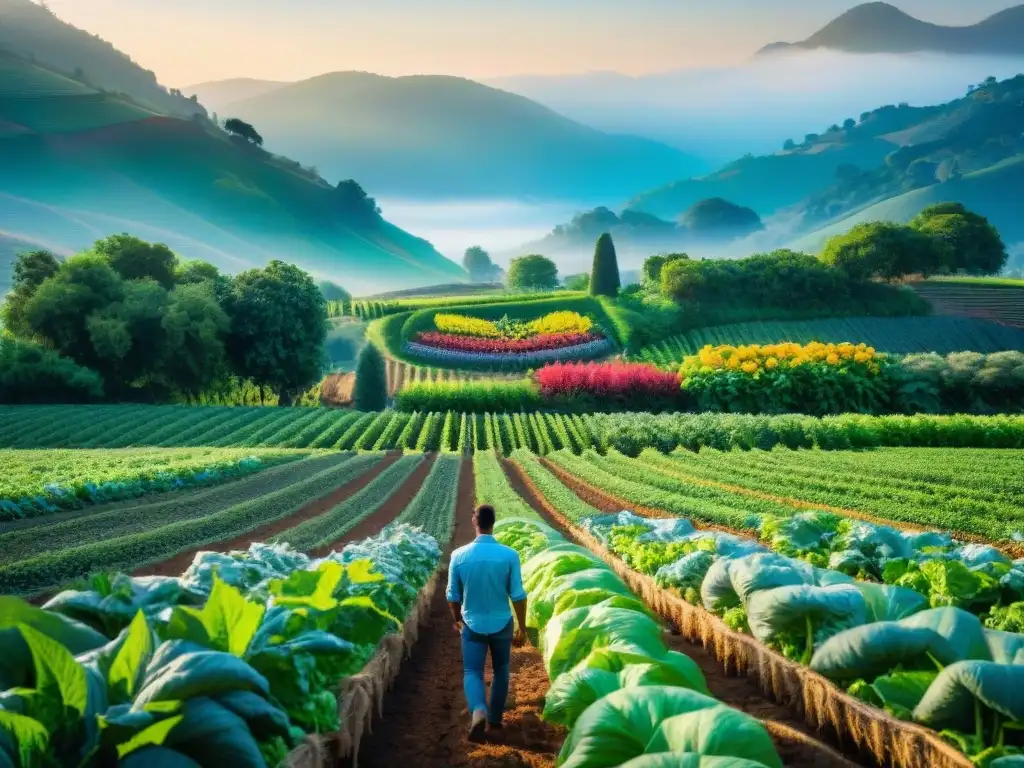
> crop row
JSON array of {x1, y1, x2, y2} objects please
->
[
  {"x1": 4, "y1": 522, "x2": 443, "y2": 766},
  {"x1": 0, "y1": 453, "x2": 386, "y2": 596},
  {"x1": 0, "y1": 446, "x2": 309, "y2": 520},
  {"x1": 633, "y1": 315, "x2": 1024, "y2": 365},
  {"x1": 501, "y1": 451, "x2": 1024, "y2": 765},
  {"x1": 4, "y1": 407, "x2": 1024, "y2": 454},
  {"x1": 0, "y1": 452, "x2": 351, "y2": 566}
]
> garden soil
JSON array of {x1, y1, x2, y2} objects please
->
[{"x1": 353, "y1": 457, "x2": 564, "y2": 768}]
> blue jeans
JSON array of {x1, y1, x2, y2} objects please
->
[{"x1": 461, "y1": 619, "x2": 513, "y2": 725}]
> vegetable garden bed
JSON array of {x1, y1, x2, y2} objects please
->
[
  {"x1": 285, "y1": 571, "x2": 439, "y2": 768},
  {"x1": 515, "y1": 465, "x2": 974, "y2": 768}
]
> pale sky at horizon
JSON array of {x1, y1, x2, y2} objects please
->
[{"x1": 44, "y1": 0, "x2": 1021, "y2": 86}]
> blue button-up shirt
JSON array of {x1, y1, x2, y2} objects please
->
[{"x1": 446, "y1": 534, "x2": 527, "y2": 635}]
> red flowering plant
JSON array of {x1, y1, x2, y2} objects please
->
[
  {"x1": 535, "y1": 361, "x2": 686, "y2": 411},
  {"x1": 414, "y1": 331, "x2": 601, "y2": 354}
]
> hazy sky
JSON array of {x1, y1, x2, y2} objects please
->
[{"x1": 47, "y1": 0, "x2": 1020, "y2": 86}]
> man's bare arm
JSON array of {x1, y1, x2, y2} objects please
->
[
  {"x1": 449, "y1": 601, "x2": 463, "y2": 632},
  {"x1": 512, "y1": 599, "x2": 527, "y2": 645}
]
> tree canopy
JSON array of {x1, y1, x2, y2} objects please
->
[
  {"x1": 506, "y1": 254, "x2": 558, "y2": 291},
  {"x1": 225, "y1": 260, "x2": 328, "y2": 405},
  {"x1": 678, "y1": 198, "x2": 763, "y2": 239},
  {"x1": 462, "y1": 246, "x2": 500, "y2": 282},
  {"x1": 642, "y1": 253, "x2": 689, "y2": 286},
  {"x1": 1, "y1": 235, "x2": 329, "y2": 405},
  {"x1": 820, "y1": 221, "x2": 950, "y2": 280},
  {"x1": 353, "y1": 343, "x2": 387, "y2": 411},
  {"x1": 224, "y1": 117, "x2": 264, "y2": 147},
  {"x1": 589, "y1": 233, "x2": 621, "y2": 297},
  {"x1": 336, "y1": 179, "x2": 381, "y2": 224},
  {"x1": 910, "y1": 203, "x2": 1007, "y2": 275}
]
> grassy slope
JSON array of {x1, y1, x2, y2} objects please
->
[
  {"x1": 0, "y1": 57, "x2": 465, "y2": 293},
  {"x1": 0, "y1": 0, "x2": 203, "y2": 118},
  {"x1": 217, "y1": 72, "x2": 702, "y2": 199},
  {"x1": 787, "y1": 156, "x2": 1024, "y2": 253},
  {"x1": 626, "y1": 138, "x2": 895, "y2": 219}
]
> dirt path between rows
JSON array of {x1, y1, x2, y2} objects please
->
[
  {"x1": 503, "y1": 459, "x2": 864, "y2": 768},
  {"x1": 355, "y1": 457, "x2": 565, "y2": 768},
  {"x1": 136, "y1": 452, "x2": 403, "y2": 578},
  {"x1": 308, "y1": 454, "x2": 437, "y2": 557}
]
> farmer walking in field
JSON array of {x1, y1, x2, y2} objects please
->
[{"x1": 447, "y1": 503, "x2": 528, "y2": 742}]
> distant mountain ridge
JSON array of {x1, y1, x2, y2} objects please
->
[
  {"x1": 759, "y1": 2, "x2": 1024, "y2": 56},
  {"x1": 0, "y1": 0, "x2": 203, "y2": 117},
  {"x1": 199, "y1": 71, "x2": 704, "y2": 200},
  {"x1": 0, "y1": 51, "x2": 465, "y2": 294}
]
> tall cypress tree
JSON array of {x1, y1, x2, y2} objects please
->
[
  {"x1": 590, "y1": 232, "x2": 621, "y2": 297},
  {"x1": 353, "y1": 343, "x2": 388, "y2": 410}
]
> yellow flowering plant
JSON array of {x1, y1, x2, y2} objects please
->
[
  {"x1": 679, "y1": 341, "x2": 891, "y2": 416},
  {"x1": 433, "y1": 311, "x2": 595, "y2": 339}
]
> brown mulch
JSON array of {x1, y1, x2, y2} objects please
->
[
  {"x1": 503, "y1": 458, "x2": 865, "y2": 768},
  {"x1": 307, "y1": 454, "x2": 437, "y2": 558},
  {"x1": 134, "y1": 452, "x2": 403, "y2": 578},
  {"x1": 354, "y1": 458, "x2": 564, "y2": 768}
]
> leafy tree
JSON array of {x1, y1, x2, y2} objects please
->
[
  {"x1": 783, "y1": 139, "x2": 796, "y2": 151},
  {"x1": 1, "y1": 249, "x2": 61, "y2": 336},
  {"x1": 804, "y1": 133, "x2": 819, "y2": 144},
  {"x1": 318, "y1": 280, "x2": 351, "y2": 302},
  {"x1": 225, "y1": 260, "x2": 328, "y2": 405},
  {"x1": 353, "y1": 343, "x2": 387, "y2": 410},
  {"x1": 336, "y1": 179, "x2": 381, "y2": 223},
  {"x1": 93, "y1": 234, "x2": 178, "y2": 288},
  {"x1": 911, "y1": 203, "x2": 1007, "y2": 275},
  {"x1": 660, "y1": 258, "x2": 706, "y2": 301},
  {"x1": 0, "y1": 334, "x2": 103, "y2": 404},
  {"x1": 589, "y1": 233, "x2": 621, "y2": 297},
  {"x1": 224, "y1": 117, "x2": 264, "y2": 146},
  {"x1": 24, "y1": 253, "x2": 124, "y2": 367},
  {"x1": 820, "y1": 221, "x2": 949, "y2": 280},
  {"x1": 506, "y1": 254, "x2": 558, "y2": 291},
  {"x1": 843, "y1": 118, "x2": 856, "y2": 130},
  {"x1": 161, "y1": 283, "x2": 230, "y2": 398},
  {"x1": 463, "y1": 246, "x2": 498, "y2": 282},
  {"x1": 642, "y1": 253, "x2": 688, "y2": 286},
  {"x1": 176, "y1": 259, "x2": 231, "y2": 303},
  {"x1": 679, "y1": 198, "x2": 763, "y2": 239},
  {"x1": 563, "y1": 273, "x2": 590, "y2": 291}
]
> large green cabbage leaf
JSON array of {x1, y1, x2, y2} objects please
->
[
  {"x1": 543, "y1": 606, "x2": 666, "y2": 679},
  {"x1": 745, "y1": 584, "x2": 866, "y2": 663},
  {"x1": 913, "y1": 661, "x2": 1024, "y2": 732},
  {"x1": 557, "y1": 686, "x2": 781, "y2": 768}
]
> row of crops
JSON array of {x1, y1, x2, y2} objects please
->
[
  {"x1": 634, "y1": 316, "x2": 1024, "y2": 365},
  {"x1": 491, "y1": 449, "x2": 1024, "y2": 766},
  {"x1": 4, "y1": 406, "x2": 1024, "y2": 453},
  {"x1": 0, "y1": 453, "x2": 465, "y2": 596},
  {"x1": 1, "y1": 518, "x2": 447, "y2": 767},
  {"x1": 5, "y1": 439, "x2": 1023, "y2": 766},
  {"x1": 912, "y1": 282, "x2": 1024, "y2": 328},
  {"x1": 0, "y1": 447, "x2": 309, "y2": 520}
]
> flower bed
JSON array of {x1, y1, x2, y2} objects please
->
[
  {"x1": 404, "y1": 336, "x2": 614, "y2": 370},
  {"x1": 537, "y1": 361, "x2": 682, "y2": 399},
  {"x1": 415, "y1": 331, "x2": 601, "y2": 354}
]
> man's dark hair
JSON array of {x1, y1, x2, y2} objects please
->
[{"x1": 474, "y1": 504, "x2": 496, "y2": 530}]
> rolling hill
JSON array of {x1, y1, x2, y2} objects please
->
[
  {"x1": 788, "y1": 155, "x2": 1024, "y2": 260},
  {"x1": 0, "y1": 52, "x2": 465, "y2": 295},
  {"x1": 184, "y1": 78, "x2": 289, "y2": 110},
  {"x1": 203, "y1": 71, "x2": 703, "y2": 200},
  {"x1": 759, "y1": 2, "x2": 1024, "y2": 56},
  {"x1": 0, "y1": 0, "x2": 203, "y2": 118}
]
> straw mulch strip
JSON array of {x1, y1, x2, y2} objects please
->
[
  {"x1": 284, "y1": 571, "x2": 439, "y2": 768},
  {"x1": 517, "y1": 464, "x2": 973, "y2": 768}
]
